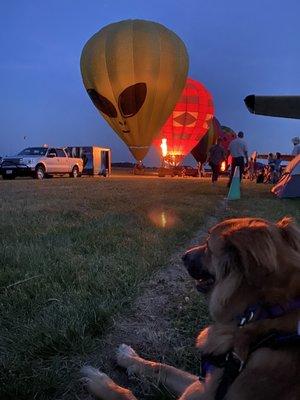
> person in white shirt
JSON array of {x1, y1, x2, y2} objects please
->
[
  {"x1": 228, "y1": 131, "x2": 248, "y2": 186},
  {"x1": 292, "y1": 137, "x2": 300, "y2": 156}
]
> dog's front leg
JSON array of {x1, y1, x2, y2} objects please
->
[
  {"x1": 179, "y1": 369, "x2": 224, "y2": 400},
  {"x1": 117, "y1": 344, "x2": 199, "y2": 397},
  {"x1": 196, "y1": 324, "x2": 236, "y2": 355},
  {"x1": 178, "y1": 380, "x2": 204, "y2": 400},
  {"x1": 81, "y1": 366, "x2": 138, "y2": 400}
]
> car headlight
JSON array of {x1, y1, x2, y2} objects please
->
[{"x1": 23, "y1": 159, "x2": 35, "y2": 165}]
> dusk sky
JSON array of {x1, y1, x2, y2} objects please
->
[{"x1": 1, "y1": 0, "x2": 300, "y2": 165}]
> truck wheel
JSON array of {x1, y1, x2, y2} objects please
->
[
  {"x1": 70, "y1": 166, "x2": 79, "y2": 178},
  {"x1": 35, "y1": 165, "x2": 45, "y2": 180}
]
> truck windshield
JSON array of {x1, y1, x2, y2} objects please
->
[{"x1": 18, "y1": 147, "x2": 48, "y2": 156}]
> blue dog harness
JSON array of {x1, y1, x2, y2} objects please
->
[
  {"x1": 200, "y1": 297, "x2": 300, "y2": 400},
  {"x1": 236, "y1": 297, "x2": 300, "y2": 327}
]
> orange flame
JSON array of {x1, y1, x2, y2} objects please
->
[
  {"x1": 221, "y1": 161, "x2": 226, "y2": 172},
  {"x1": 160, "y1": 138, "x2": 167, "y2": 157}
]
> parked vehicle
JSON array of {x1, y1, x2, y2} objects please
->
[{"x1": 1, "y1": 147, "x2": 83, "y2": 180}]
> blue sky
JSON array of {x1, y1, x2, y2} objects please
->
[{"x1": 1, "y1": 0, "x2": 300, "y2": 165}]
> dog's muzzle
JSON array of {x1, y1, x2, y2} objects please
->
[{"x1": 182, "y1": 246, "x2": 215, "y2": 293}]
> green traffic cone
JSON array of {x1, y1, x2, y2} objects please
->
[{"x1": 227, "y1": 166, "x2": 241, "y2": 200}]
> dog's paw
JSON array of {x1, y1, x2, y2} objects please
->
[
  {"x1": 196, "y1": 324, "x2": 236, "y2": 355},
  {"x1": 81, "y1": 366, "x2": 114, "y2": 396},
  {"x1": 117, "y1": 344, "x2": 139, "y2": 371}
]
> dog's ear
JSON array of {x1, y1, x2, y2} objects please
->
[
  {"x1": 277, "y1": 217, "x2": 300, "y2": 252},
  {"x1": 217, "y1": 242, "x2": 242, "y2": 281},
  {"x1": 222, "y1": 225, "x2": 278, "y2": 286}
]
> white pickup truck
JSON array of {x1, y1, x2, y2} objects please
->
[{"x1": 1, "y1": 147, "x2": 83, "y2": 180}]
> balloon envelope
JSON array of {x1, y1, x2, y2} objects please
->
[
  {"x1": 191, "y1": 117, "x2": 222, "y2": 163},
  {"x1": 220, "y1": 125, "x2": 237, "y2": 151},
  {"x1": 81, "y1": 19, "x2": 189, "y2": 161},
  {"x1": 153, "y1": 78, "x2": 214, "y2": 165}
]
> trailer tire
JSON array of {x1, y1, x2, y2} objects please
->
[{"x1": 70, "y1": 166, "x2": 79, "y2": 178}]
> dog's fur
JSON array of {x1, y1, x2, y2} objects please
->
[{"x1": 82, "y1": 217, "x2": 300, "y2": 400}]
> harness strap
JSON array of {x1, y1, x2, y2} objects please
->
[
  {"x1": 200, "y1": 331, "x2": 300, "y2": 400},
  {"x1": 200, "y1": 297, "x2": 300, "y2": 399},
  {"x1": 237, "y1": 297, "x2": 300, "y2": 326},
  {"x1": 214, "y1": 352, "x2": 244, "y2": 400}
]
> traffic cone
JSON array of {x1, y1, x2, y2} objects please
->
[{"x1": 227, "y1": 166, "x2": 241, "y2": 200}]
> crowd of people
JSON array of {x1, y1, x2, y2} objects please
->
[
  {"x1": 207, "y1": 130, "x2": 248, "y2": 185},
  {"x1": 246, "y1": 152, "x2": 283, "y2": 184},
  {"x1": 206, "y1": 133, "x2": 300, "y2": 186}
]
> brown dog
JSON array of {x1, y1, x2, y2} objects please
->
[{"x1": 82, "y1": 217, "x2": 300, "y2": 400}]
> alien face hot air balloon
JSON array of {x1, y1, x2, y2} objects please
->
[
  {"x1": 80, "y1": 19, "x2": 189, "y2": 162},
  {"x1": 153, "y1": 78, "x2": 214, "y2": 166}
]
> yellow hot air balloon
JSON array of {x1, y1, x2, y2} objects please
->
[{"x1": 80, "y1": 19, "x2": 189, "y2": 161}]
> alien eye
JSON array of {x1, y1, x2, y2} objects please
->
[
  {"x1": 118, "y1": 82, "x2": 147, "y2": 118},
  {"x1": 87, "y1": 89, "x2": 117, "y2": 118}
]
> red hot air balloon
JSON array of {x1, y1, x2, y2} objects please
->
[{"x1": 153, "y1": 78, "x2": 214, "y2": 166}]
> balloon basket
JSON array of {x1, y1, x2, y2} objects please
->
[
  {"x1": 158, "y1": 166, "x2": 187, "y2": 177},
  {"x1": 133, "y1": 163, "x2": 145, "y2": 175}
]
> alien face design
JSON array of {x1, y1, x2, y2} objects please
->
[{"x1": 87, "y1": 83, "x2": 147, "y2": 134}]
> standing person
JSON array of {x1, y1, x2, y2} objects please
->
[
  {"x1": 207, "y1": 138, "x2": 226, "y2": 184},
  {"x1": 267, "y1": 153, "x2": 275, "y2": 168},
  {"x1": 248, "y1": 157, "x2": 255, "y2": 180},
  {"x1": 266, "y1": 153, "x2": 275, "y2": 183},
  {"x1": 228, "y1": 131, "x2": 248, "y2": 186},
  {"x1": 273, "y1": 152, "x2": 282, "y2": 183},
  {"x1": 197, "y1": 162, "x2": 205, "y2": 177},
  {"x1": 292, "y1": 137, "x2": 300, "y2": 156}
]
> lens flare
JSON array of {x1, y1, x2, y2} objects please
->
[
  {"x1": 161, "y1": 211, "x2": 167, "y2": 228},
  {"x1": 148, "y1": 209, "x2": 178, "y2": 229}
]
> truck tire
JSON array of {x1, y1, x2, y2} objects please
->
[
  {"x1": 70, "y1": 166, "x2": 79, "y2": 178},
  {"x1": 35, "y1": 165, "x2": 45, "y2": 180}
]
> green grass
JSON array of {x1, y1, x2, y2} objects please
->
[
  {"x1": 0, "y1": 175, "x2": 225, "y2": 400},
  {"x1": 227, "y1": 182, "x2": 300, "y2": 221},
  {"x1": 1, "y1": 177, "x2": 299, "y2": 399}
]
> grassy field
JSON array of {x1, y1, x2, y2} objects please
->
[
  {"x1": 0, "y1": 175, "x2": 299, "y2": 400},
  {"x1": 0, "y1": 175, "x2": 225, "y2": 400}
]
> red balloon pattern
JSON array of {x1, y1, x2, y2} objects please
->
[{"x1": 153, "y1": 77, "x2": 214, "y2": 165}]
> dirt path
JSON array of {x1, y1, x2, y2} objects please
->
[{"x1": 79, "y1": 200, "x2": 227, "y2": 399}]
